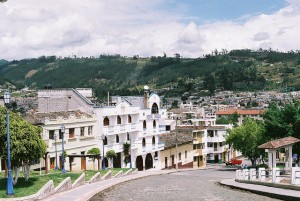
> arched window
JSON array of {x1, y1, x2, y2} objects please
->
[
  {"x1": 151, "y1": 103, "x2": 159, "y2": 114},
  {"x1": 143, "y1": 120, "x2": 147, "y2": 129},
  {"x1": 116, "y1": 135, "x2": 119, "y2": 143},
  {"x1": 128, "y1": 115, "x2": 132, "y2": 123},
  {"x1": 103, "y1": 117, "x2": 109, "y2": 126},
  {"x1": 142, "y1": 138, "x2": 146, "y2": 147},
  {"x1": 152, "y1": 136, "x2": 155, "y2": 145},
  {"x1": 117, "y1": 115, "x2": 121, "y2": 124},
  {"x1": 103, "y1": 137, "x2": 108, "y2": 145},
  {"x1": 153, "y1": 120, "x2": 156, "y2": 128}
]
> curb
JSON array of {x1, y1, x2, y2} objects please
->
[{"x1": 219, "y1": 180, "x2": 299, "y2": 201}]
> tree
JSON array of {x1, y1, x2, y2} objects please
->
[
  {"x1": 106, "y1": 150, "x2": 117, "y2": 168},
  {"x1": 262, "y1": 101, "x2": 300, "y2": 155},
  {"x1": 0, "y1": 107, "x2": 46, "y2": 184},
  {"x1": 226, "y1": 118, "x2": 265, "y2": 166},
  {"x1": 123, "y1": 142, "x2": 130, "y2": 167},
  {"x1": 87, "y1": 148, "x2": 100, "y2": 170}
]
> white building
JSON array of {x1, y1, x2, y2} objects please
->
[{"x1": 33, "y1": 87, "x2": 166, "y2": 171}]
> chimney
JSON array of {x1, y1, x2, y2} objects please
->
[{"x1": 143, "y1": 85, "x2": 149, "y2": 108}]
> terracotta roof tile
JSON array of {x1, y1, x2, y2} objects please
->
[
  {"x1": 216, "y1": 109, "x2": 264, "y2": 115},
  {"x1": 258, "y1": 136, "x2": 300, "y2": 149},
  {"x1": 160, "y1": 132, "x2": 193, "y2": 149}
]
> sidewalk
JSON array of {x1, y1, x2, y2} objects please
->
[
  {"x1": 220, "y1": 179, "x2": 300, "y2": 200},
  {"x1": 42, "y1": 170, "x2": 176, "y2": 201}
]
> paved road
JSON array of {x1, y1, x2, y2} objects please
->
[{"x1": 90, "y1": 165, "x2": 281, "y2": 201}]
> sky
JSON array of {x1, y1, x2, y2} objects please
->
[{"x1": 0, "y1": 0, "x2": 299, "y2": 60}]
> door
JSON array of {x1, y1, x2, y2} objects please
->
[
  {"x1": 171, "y1": 155, "x2": 175, "y2": 168},
  {"x1": 50, "y1": 157, "x2": 55, "y2": 170},
  {"x1": 81, "y1": 157, "x2": 86, "y2": 170},
  {"x1": 214, "y1": 154, "x2": 219, "y2": 163},
  {"x1": 165, "y1": 157, "x2": 168, "y2": 168}
]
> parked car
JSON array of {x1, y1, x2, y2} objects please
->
[{"x1": 226, "y1": 158, "x2": 242, "y2": 166}]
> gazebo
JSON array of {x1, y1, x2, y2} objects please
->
[{"x1": 258, "y1": 136, "x2": 300, "y2": 170}]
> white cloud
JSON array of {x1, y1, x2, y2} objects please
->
[{"x1": 0, "y1": 0, "x2": 299, "y2": 60}]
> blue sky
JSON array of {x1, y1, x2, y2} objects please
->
[
  {"x1": 0, "y1": 0, "x2": 299, "y2": 60},
  {"x1": 173, "y1": 0, "x2": 287, "y2": 23}
]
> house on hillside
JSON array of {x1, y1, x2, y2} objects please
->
[{"x1": 216, "y1": 109, "x2": 264, "y2": 125}]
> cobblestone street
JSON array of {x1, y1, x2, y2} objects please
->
[{"x1": 90, "y1": 165, "x2": 280, "y2": 201}]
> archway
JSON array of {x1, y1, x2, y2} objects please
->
[
  {"x1": 151, "y1": 103, "x2": 159, "y2": 114},
  {"x1": 104, "y1": 158, "x2": 108, "y2": 168},
  {"x1": 145, "y1": 153, "x2": 153, "y2": 170},
  {"x1": 136, "y1": 156, "x2": 143, "y2": 171}
]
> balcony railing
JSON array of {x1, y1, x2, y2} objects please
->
[
  {"x1": 147, "y1": 114, "x2": 161, "y2": 120},
  {"x1": 103, "y1": 123, "x2": 139, "y2": 135}
]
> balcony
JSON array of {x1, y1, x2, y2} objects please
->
[
  {"x1": 207, "y1": 136, "x2": 225, "y2": 143},
  {"x1": 147, "y1": 114, "x2": 161, "y2": 120},
  {"x1": 193, "y1": 139, "x2": 200, "y2": 144},
  {"x1": 193, "y1": 150, "x2": 200, "y2": 156},
  {"x1": 207, "y1": 147, "x2": 225, "y2": 153},
  {"x1": 103, "y1": 123, "x2": 139, "y2": 135},
  {"x1": 158, "y1": 142, "x2": 165, "y2": 150}
]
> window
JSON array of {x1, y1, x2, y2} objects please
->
[
  {"x1": 49, "y1": 130, "x2": 55, "y2": 140},
  {"x1": 103, "y1": 117, "x2": 109, "y2": 126},
  {"x1": 69, "y1": 128, "x2": 75, "y2": 138},
  {"x1": 103, "y1": 137, "x2": 107, "y2": 145},
  {"x1": 127, "y1": 133, "x2": 130, "y2": 141},
  {"x1": 117, "y1": 115, "x2": 121, "y2": 124},
  {"x1": 179, "y1": 152, "x2": 181, "y2": 161},
  {"x1": 143, "y1": 120, "x2": 146, "y2": 129},
  {"x1": 166, "y1": 125, "x2": 170, "y2": 131},
  {"x1": 116, "y1": 135, "x2": 119, "y2": 143},
  {"x1": 193, "y1": 156, "x2": 197, "y2": 162},
  {"x1": 193, "y1": 132, "x2": 197, "y2": 138},
  {"x1": 200, "y1": 156, "x2": 203, "y2": 161},
  {"x1": 153, "y1": 120, "x2": 156, "y2": 128},
  {"x1": 88, "y1": 126, "x2": 92, "y2": 135},
  {"x1": 80, "y1": 127, "x2": 85, "y2": 137},
  {"x1": 128, "y1": 115, "x2": 132, "y2": 123},
  {"x1": 59, "y1": 129, "x2": 63, "y2": 139},
  {"x1": 155, "y1": 151, "x2": 158, "y2": 158},
  {"x1": 142, "y1": 138, "x2": 146, "y2": 147},
  {"x1": 152, "y1": 136, "x2": 155, "y2": 145},
  {"x1": 185, "y1": 151, "x2": 187, "y2": 159},
  {"x1": 151, "y1": 103, "x2": 159, "y2": 114},
  {"x1": 208, "y1": 130, "x2": 214, "y2": 137}
]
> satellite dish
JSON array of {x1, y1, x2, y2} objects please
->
[{"x1": 144, "y1": 85, "x2": 149, "y2": 90}]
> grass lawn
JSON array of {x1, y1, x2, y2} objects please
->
[
  {"x1": 0, "y1": 171, "x2": 81, "y2": 198},
  {"x1": 0, "y1": 168, "x2": 135, "y2": 198}
]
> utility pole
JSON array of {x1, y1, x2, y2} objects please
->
[{"x1": 175, "y1": 117, "x2": 178, "y2": 171}]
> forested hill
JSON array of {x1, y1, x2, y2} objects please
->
[{"x1": 1, "y1": 49, "x2": 300, "y2": 99}]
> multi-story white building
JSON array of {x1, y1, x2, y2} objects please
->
[{"x1": 34, "y1": 87, "x2": 166, "y2": 171}]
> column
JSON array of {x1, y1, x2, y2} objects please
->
[
  {"x1": 268, "y1": 150, "x2": 272, "y2": 169},
  {"x1": 289, "y1": 146, "x2": 293, "y2": 170},
  {"x1": 272, "y1": 150, "x2": 276, "y2": 169}
]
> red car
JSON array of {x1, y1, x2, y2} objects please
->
[{"x1": 226, "y1": 158, "x2": 242, "y2": 166}]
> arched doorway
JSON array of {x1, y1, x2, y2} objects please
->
[
  {"x1": 145, "y1": 153, "x2": 153, "y2": 170},
  {"x1": 104, "y1": 157, "x2": 108, "y2": 168},
  {"x1": 136, "y1": 156, "x2": 143, "y2": 171},
  {"x1": 151, "y1": 103, "x2": 159, "y2": 114}
]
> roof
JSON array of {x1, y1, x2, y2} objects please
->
[
  {"x1": 160, "y1": 132, "x2": 193, "y2": 149},
  {"x1": 258, "y1": 136, "x2": 300, "y2": 149},
  {"x1": 216, "y1": 109, "x2": 264, "y2": 115},
  {"x1": 35, "y1": 110, "x2": 93, "y2": 119}
]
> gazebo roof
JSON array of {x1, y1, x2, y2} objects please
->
[{"x1": 258, "y1": 136, "x2": 300, "y2": 149}]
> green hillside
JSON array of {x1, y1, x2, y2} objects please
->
[{"x1": 0, "y1": 50, "x2": 300, "y2": 99}]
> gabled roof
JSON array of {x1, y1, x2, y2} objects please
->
[
  {"x1": 160, "y1": 132, "x2": 193, "y2": 149},
  {"x1": 216, "y1": 109, "x2": 264, "y2": 115},
  {"x1": 258, "y1": 136, "x2": 300, "y2": 149}
]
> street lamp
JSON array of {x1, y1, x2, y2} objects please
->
[
  {"x1": 54, "y1": 133, "x2": 59, "y2": 170},
  {"x1": 4, "y1": 91, "x2": 14, "y2": 196},
  {"x1": 101, "y1": 134, "x2": 106, "y2": 170},
  {"x1": 60, "y1": 125, "x2": 66, "y2": 174}
]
